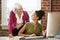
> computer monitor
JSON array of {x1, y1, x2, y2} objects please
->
[{"x1": 46, "y1": 12, "x2": 60, "y2": 37}]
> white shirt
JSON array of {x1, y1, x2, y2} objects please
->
[
  {"x1": 15, "y1": 13, "x2": 23, "y2": 24},
  {"x1": 13, "y1": 10, "x2": 23, "y2": 24}
]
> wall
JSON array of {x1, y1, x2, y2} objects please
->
[
  {"x1": 41, "y1": 0, "x2": 60, "y2": 30},
  {"x1": 0, "y1": 0, "x2": 1, "y2": 24},
  {"x1": 52, "y1": 0, "x2": 60, "y2": 12},
  {"x1": 0, "y1": 0, "x2": 1, "y2": 30},
  {"x1": 41, "y1": 0, "x2": 60, "y2": 12},
  {"x1": 1, "y1": 0, "x2": 7, "y2": 26}
]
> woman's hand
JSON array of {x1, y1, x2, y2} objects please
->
[
  {"x1": 9, "y1": 34, "x2": 13, "y2": 38},
  {"x1": 16, "y1": 23, "x2": 23, "y2": 29},
  {"x1": 42, "y1": 30, "x2": 46, "y2": 37},
  {"x1": 29, "y1": 34, "x2": 36, "y2": 37}
]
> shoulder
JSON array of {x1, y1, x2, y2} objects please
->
[
  {"x1": 9, "y1": 11, "x2": 16, "y2": 19},
  {"x1": 9, "y1": 10, "x2": 15, "y2": 16},
  {"x1": 23, "y1": 10, "x2": 29, "y2": 18},
  {"x1": 23, "y1": 10, "x2": 28, "y2": 13},
  {"x1": 23, "y1": 10, "x2": 28, "y2": 15},
  {"x1": 26, "y1": 22, "x2": 31, "y2": 25},
  {"x1": 25, "y1": 22, "x2": 32, "y2": 26}
]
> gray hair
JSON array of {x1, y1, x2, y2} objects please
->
[{"x1": 13, "y1": 3, "x2": 23, "y2": 11}]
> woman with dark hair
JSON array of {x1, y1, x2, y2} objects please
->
[{"x1": 18, "y1": 10, "x2": 45, "y2": 37}]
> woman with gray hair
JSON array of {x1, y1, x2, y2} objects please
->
[{"x1": 8, "y1": 3, "x2": 29, "y2": 37}]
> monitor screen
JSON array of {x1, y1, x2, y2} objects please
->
[{"x1": 46, "y1": 12, "x2": 60, "y2": 36}]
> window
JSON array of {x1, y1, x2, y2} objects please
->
[{"x1": 1, "y1": 0, "x2": 41, "y2": 26}]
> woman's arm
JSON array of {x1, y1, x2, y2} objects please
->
[
  {"x1": 42, "y1": 30, "x2": 46, "y2": 36},
  {"x1": 18, "y1": 23, "x2": 36, "y2": 37},
  {"x1": 15, "y1": 23, "x2": 23, "y2": 29},
  {"x1": 8, "y1": 11, "x2": 14, "y2": 37},
  {"x1": 42, "y1": 26, "x2": 46, "y2": 37},
  {"x1": 18, "y1": 24, "x2": 30, "y2": 37}
]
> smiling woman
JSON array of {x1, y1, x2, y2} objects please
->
[{"x1": 1, "y1": 0, "x2": 41, "y2": 27}]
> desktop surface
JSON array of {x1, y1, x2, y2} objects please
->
[{"x1": 0, "y1": 36, "x2": 60, "y2": 40}]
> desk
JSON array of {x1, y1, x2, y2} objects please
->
[
  {"x1": 0, "y1": 36, "x2": 60, "y2": 40},
  {"x1": 9, "y1": 36, "x2": 47, "y2": 40}
]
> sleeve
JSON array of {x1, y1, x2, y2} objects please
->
[
  {"x1": 8, "y1": 11, "x2": 13, "y2": 34},
  {"x1": 26, "y1": 11, "x2": 29, "y2": 22}
]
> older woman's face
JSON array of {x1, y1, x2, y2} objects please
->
[
  {"x1": 31, "y1": 12, "x2": 38, "y2": 21},
  {"x1": 16, "y1": 6, "x2": 23, "y2": 14}
]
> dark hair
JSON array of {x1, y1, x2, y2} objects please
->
[{"x1": 35, "y1": 10, "x2": 45, "y2": 20}]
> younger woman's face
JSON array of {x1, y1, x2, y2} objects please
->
[{"x1": 31, "y1": 12, "x2": 38, "y2": 21}]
